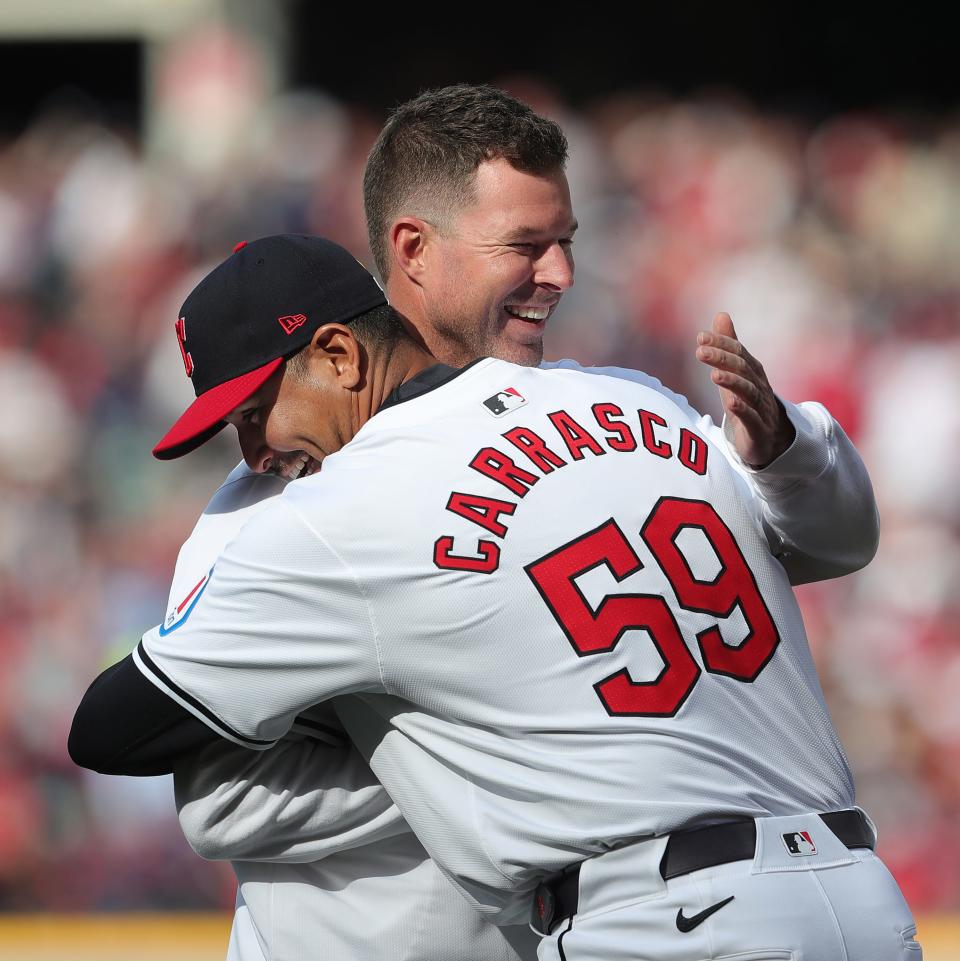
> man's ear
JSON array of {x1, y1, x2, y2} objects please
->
[
  {"x1": 391, "y1": 217, "x2": 432, "y2": 285},
  {"x1": 308, "y1": 324, "x2": 362, "y2": 389}
]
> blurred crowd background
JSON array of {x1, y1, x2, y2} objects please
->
[{"x1": 0, "y1": 1, "x2": 958, "y2": 918}]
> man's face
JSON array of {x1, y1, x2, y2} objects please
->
[
  {"x1": 417, "y1": 158, "x2": 576, "y2": 367},
  {"x1": 224, "y1": 363, "x2": 348, "y2": 476}
]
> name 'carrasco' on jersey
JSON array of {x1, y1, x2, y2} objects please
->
[{"x1": 434, "y1": 400, "x2": 710, "y2": 573}]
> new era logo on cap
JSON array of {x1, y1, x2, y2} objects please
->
[
  {"x1": 278, "y1": 314, "x2": 307, "y2": 334},
  {"x1": 483, "y1": 387, "x2": 527, "y2": 417}
]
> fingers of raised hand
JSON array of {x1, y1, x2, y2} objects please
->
[
  {"x1": 709, "y1": 368, "x2": 765, "y2": 414},
  {"x1": 696, "y1": 333, "x2": 764, "y2": 379}
]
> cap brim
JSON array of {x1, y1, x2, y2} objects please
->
[{"x1": 152, "y1": 357, "x2": 285, "y2": 460}]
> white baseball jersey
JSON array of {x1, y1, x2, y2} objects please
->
[
  {"x1": 143, "y1": 358, "x2": 867, "y2": 923},
  {"x1": 167, "y1": 461, "x2": 538, "y2": 961}
]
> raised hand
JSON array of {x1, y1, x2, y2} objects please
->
[{"x1": 695, "y1": 312, "x2": 794, "y2": 469}]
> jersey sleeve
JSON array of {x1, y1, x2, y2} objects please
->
[
  {"x1": 163, "y1": 466, "x2": 408, "y2": 863},
  {"x1": 175, "y1": 730, "x2": 409, "y2": 864},
  {"x1": 164, "y1": 464, "x2": 344, "y2": 749},
  {"x1": 139, "y1": 497, "x2": 385, "y2": 749},
  {"x1": 543, "y1": 359, "x2": 879, "y2": 584},
  {"x1": 732, "y1": 399, "x2": 880, "y2": 584}
]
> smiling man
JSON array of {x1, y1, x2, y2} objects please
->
[
  {"x1": 71, "y1": 232, "x2": 917, "y2": 961},
  {"x1": 363, "y1": 85, "x2": 575, "y2": 367},
  {"x1": 391, "y1": 155, "x2": 574, "y2": 364},
  {"x1": 149, "y1": 235, "x2": 538, "y2": 961}
]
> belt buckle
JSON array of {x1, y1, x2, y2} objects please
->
[{"x1": 530, "y1": 882, "x2": 557, "y2": 935}]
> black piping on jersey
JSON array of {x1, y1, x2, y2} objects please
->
[
  {"x1": 377, "y1": 358, "x2": 488, "y2": 413},
  {"x1": 557, "y1": 916, "x2": 574, "y2": 961},
  {"x1": 137, "y1": 640, "x2": 275, "y2": 747}
]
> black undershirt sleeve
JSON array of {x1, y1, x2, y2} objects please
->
[{"x1": 68, "y1": 652, "x2": 221, "y2": 776}]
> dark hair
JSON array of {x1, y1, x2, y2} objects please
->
[
  {"x1": 286, "y1": 303, "x2": 409, "y2": 376},
  {"x1": 363, "y1": 84, "x2": 568, "y2": 280},
  {"x1": 347, "y1": 302, "x2": 409, "y2": 353}
]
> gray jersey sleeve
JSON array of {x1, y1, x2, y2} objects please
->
[
  {"x1": 175, "y1": 733, "x2": 408, "y2": 863},
  {"x1": 729, "y1": 398, "x2": 879, "y2": 584},
  {"x1": 542, "y1": 359, "x2": 878, "y2": 584}
]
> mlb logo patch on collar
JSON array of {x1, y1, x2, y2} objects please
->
[
  {"x1": 483, "y1": 387, "x2": 527, "y2": 417},
  {"x1": 782, "y1": 830, "x2": 817, "y2": 856}
]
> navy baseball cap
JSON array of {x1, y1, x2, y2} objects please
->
[{"x1": 153, "y1": 234, "x2": 387, "y2": 460}]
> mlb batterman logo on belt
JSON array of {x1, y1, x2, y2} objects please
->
[
  {"x1": 783, "y1": 830, "x2": 817, "y2": 856},
  {"x1": 153, "y1": 234, "x2": 386, "y2": 460}
]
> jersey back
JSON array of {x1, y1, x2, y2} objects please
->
[{"x1": 142, "y1": 359, "x2": 854, "y2": 918}]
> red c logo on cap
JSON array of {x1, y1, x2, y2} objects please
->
[
  {"x1": 175, "y1": 317, "x2": 194, "y2": 377},
  {"x1": 278, "y1": 314, "x2": 307, "y2": 334}
]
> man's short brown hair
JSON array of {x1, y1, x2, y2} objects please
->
[{"x1": 363, "y1": 84, "x2": 568, "y2": 280}]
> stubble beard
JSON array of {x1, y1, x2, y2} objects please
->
[{"x1": 425, "y1": 303, "x2": 544, "y2": 368}]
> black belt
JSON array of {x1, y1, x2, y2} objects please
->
[{"x1": 531, "y1": 809, "x2": 874, "y2": 935}]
